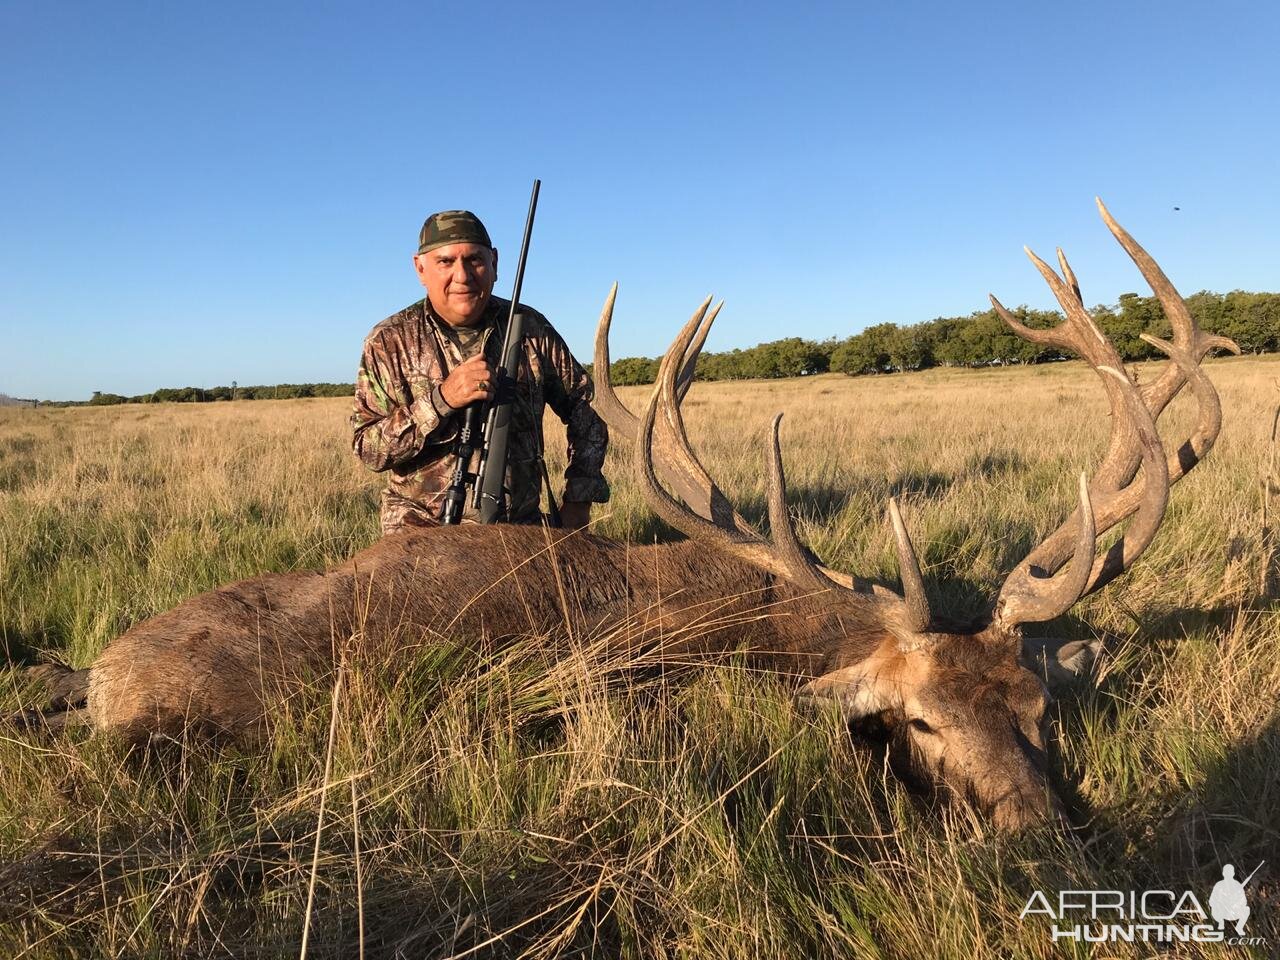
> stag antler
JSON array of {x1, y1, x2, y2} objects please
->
[
  {"x1": 990, "y1": 199, "x2": 1240, "y2": 629},
  {"x1": 594, "y1": 287, "x2": 749, "y2": 533},
  {"x1": 593, "y1": 286, "x2": 934, "y2": 628},
  {"x1": 593, "y1": 201, "x2": 1235, "y2": 638}
]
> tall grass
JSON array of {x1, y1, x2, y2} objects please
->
[{"x1": 1, "y1": 357, "x2": 1277, "y2": 958}]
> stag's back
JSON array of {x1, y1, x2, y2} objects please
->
[{"x1": 86, "y1": 525, "x2": 878, "y2": 739}]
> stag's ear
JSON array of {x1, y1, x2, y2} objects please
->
[
  {"x1": 1021, "y1": 636, "x2": 1102, "y2": 689},
  {"x1": 798, "y1": 659, "x2": 906, "y2": 718}
]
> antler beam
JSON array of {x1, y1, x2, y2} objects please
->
[{"x1": 991, "y1": 199, "x2": 1239, "y2": 629}]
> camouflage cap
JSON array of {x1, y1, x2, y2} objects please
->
[{"x1": 418, "y1": 210, "x2": 492, "y2": 255}]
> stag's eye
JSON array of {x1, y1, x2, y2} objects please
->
[{"x1": 908, "y1": 718, "x2": 934, "y2": 735}]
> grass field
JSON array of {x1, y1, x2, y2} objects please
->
[{"x1": 2, "y1": 355, "x2": 1278, "y2": 958}]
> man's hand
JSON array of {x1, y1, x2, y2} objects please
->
[
  {"x1": 440, "y1": 354, "x2": 496, "y2": 409},
  {"x1": 559, "y1": 501, "x2": 591, "y2": 530}
]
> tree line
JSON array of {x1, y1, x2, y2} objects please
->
[
  {"x1": 86, "y1": 382, "x2": 354, "y2": 406},
  {"x1": 600, "y1": 289, "x2": 1279, "y2": 384},
  {"x1": 67, "y1": 288, "x2": 1277, "y2": 406}
]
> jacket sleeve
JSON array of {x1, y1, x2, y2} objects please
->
[
  {"x1": 539, "y1": 323, "x2": 610, "y2": 504},
  {"x1": 351, "y1": 335, "x2": 457, "y2": 472}
]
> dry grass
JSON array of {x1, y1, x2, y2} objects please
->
[{"x1": 1, "y1": 355, "x2": 1278, "y2": 958}]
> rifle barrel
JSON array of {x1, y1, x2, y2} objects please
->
[
  {"x1": 505, "y1": 179, "x2": 540, "y2": 321},
  {"x1": 473, "y1": 179, "x2": 541, "y2": 522}
]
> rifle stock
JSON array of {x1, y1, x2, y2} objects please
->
[{"x1": 474, "y1": 310, "x2": 525, "y2": 522}]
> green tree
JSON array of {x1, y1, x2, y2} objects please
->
[
  {"x1": 1221, "y1": 290, "x2": 1280, "y2": 354},
  {"x1": 749, "y1": 338, "x2": 830, "y2": 378},
  {"x1": 927, "y1": 316, "x2": 968, "y2": 366},
  {"x1": 609, "y1": 357, "x2": 660, "y2": 385},
  {"x1": 888, "y1": 325, "x2": 933, "y2": 371},
  {"x1": 1185, "y1": 290, "x2": 1226, "y2": 337},
  {"x1": 1096, "y1": 293, "x2": 1167, "y2": 359},
  {"x1": 831, "y1": 322, "x2": 896, "y2": 375}
]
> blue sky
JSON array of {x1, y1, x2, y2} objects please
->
[{"x1": 2, "y1": 1, "x2": 1276, "y2": 401}]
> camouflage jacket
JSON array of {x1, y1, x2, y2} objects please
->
[{"x1": 352, "y1": 296, "x2": 609, "y2": 534}]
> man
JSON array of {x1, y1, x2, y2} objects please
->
[{"x1": 352, "y1": 209, "x2": 609, "y2": 535}]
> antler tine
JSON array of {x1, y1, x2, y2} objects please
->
[
  {"x1": 1010, "y1": 242, "x2": 1148, "y2": 492},
  {"x1": 1099, "y1": 198, "x2": 1196, "y2": 355},
  {"x1": 592, "y1": 286, "x2": 720, "y2": 441},
  {"x1": 632, "y1": 303, "x2": 847, "y2": 592},
  {"x1": 667, "y1": 307, "x2": 847, "y2": 567},
  {"x1": 1095, "y1": 201, "x2": 1239, "y2": 491},
  {"x1": 592, "y1": 283, "x2": 638, "y2": 444},
  {"x1": 991, "y1": 246, "x2": 1106, "y2": 354},
  {"x1": 635, "y1": 303, "x2": 737, "y2": 540},
  {"x1": 888, "y1": 499, "x2": 932, "y2": 632},
  {"x1": 996, "y1": 473, "x2": 1096, "y2": 626},
  {"x1": 635, "y1": 308, "x2": 784, "y2": 574},
  {"x1": 655, "y1": 301, "x2": 764, "y2": 534},
  {"x1": 594, "y1": 289, "x2": 751, "y2": 526},
  {"x1": 1140, "y1": 332, "x2": 1228, "y2": 482},
  {"x1": 1023, "y1": 245, "x2": 1112, "y2": 344},
  {"x1": 676, "y1": 300, "x2": 719, "y2": 404},
  {"x1": 989, "y1": 295, "x2": 1063, "y2": 348},
  {"x1": 1096, "y1": 198, "x2": 1241, "y2": 415},
  {"x1": 765, "y1": 414, "x2": 832, "y2": 591},
  {"x1": 658, "y1": 308, "x2": 859, "y2": 591},
  {"x1": 1057, "y1": 249, "x2": 1083, "y2": 306}
]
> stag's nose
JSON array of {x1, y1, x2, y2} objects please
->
[{"x1": 991, "y1": 785, "x2": 1068, "y2": 832}]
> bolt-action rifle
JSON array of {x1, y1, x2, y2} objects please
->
[{"x1": 439, "y1": 180, "x2": 560, "y2": 526}]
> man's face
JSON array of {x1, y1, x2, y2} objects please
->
[{"x1": 413, "y1": 242, "x2": 499, "y2": 327}]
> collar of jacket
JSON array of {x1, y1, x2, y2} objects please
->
[{"x1": 421, "y1": 295, "x2": 505, "y2": 335}]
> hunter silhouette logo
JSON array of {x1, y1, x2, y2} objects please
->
[
  {"x1": 1020, "y1": 860, "x2": 1267, "y2": 946},
  {"x1": 1209, "y1": 862, "x2": 1263, "y2": 936}
]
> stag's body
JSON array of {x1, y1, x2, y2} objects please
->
[{"x1": 87, "y1": 526, "x2": 894, "y2": 741}]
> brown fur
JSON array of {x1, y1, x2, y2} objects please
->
[
  {"x1": 84, "y1": 526, "x2": 894, "y2": 740},
  {"x1": 30, "y1": 523, "x2": 1058, "y2": 831}
]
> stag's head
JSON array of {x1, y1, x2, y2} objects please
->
[
  {"x1": 814, "y1": 625, "x2": 1064, "y2": 831},
  {"x1": 593, "y1": 199, "x2": 1238, "y2": 831}
]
